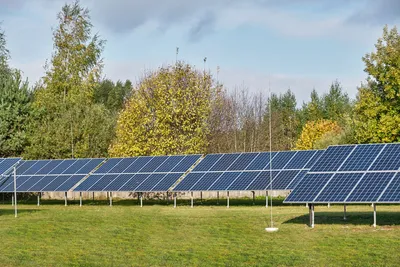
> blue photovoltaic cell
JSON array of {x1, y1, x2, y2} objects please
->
[
  {"x1": 227, "y1": 171, "x2": 260, "y2": 191},
  {"x1": 124, "y1": 157, "x2": 154, "y2": 173},
  {"x1": 304, "y1": 150, "x2": 325, "y2": 169},
  {"x1": 103, "y1": 174, "x2": 133, "y2": 191},
  {"x1": 29, "y1": 175, "x2": 58, "y2": 192},
  {"x1": 285, "y1": 173, "x2": 333, "y2": 202},
  {"x1": 0, "y1": 177, "x2": 14, "y2": 191},
  {"x1": 74, "y1": 175, "x2": 102, "y2": 191},
  {"x1": 192, "y1": 154, "x2": 223, "y2": 172},
  {"x1": 135, "y1": 173, "x2": 166, "y2": 191},
  {"x1": 35, "y1": 160, "x2": 63, "y2": 175},
  {"x1": 208, "y1": 172, "x2": 241, "y2": 191},
  {"x1": 269, "y1": 151, "x2": 297, "y2": 170},
  {"x1": 286, "y1": 170, "x2": 308, "y2": 190},
  {"x1": 88, "y1": 175, "x2": 119, "y2": 191},
  {"x1": 18, "y1": 176, "x2": 44, "y2": 191},
  {"x1": 155, "y1": 156, "x2": 185, "y2": 172},
  {"x1": 0, "y1": 158, "x2": 20, "y2": 174},
  {"x1": 63, "y1": 159, "x2": 90, "y2": 174},
  {"x1": 118, "y1": 174, "x2": 150, "y2": 191},
  {"x1": 77, "y1": 159, "x2": 105, "y2": 174},
  {"x1": 271, "y1": 170, "x2": 300, "y2": 190},
  {"x1": 379, "y1": 173, "x2": 400, "y2": 202},
  {"x1": 41, "y1": 176, "x2": 71, "y2": 191},
  {"x1": 56, "y1": 175, "x2": 85, "y2": 191},
  {"x1": 139, "y1": 157, "x2": 169, "y2": 173},
  {"x1": 346, "y1": 172, "x2": 396, "y2": 202},
  {"x1": 284, "y1": 150, "x2": 317, "y2": 169},
  {"x1": 95, "y1": 158, "x2": 122, "y2": 173},
  {"x1": 340, "y1": 144, "x2": 384, "y2": 171},
  {"x1": 228, "y1": 153, "x2": 258, "y2": 171},
  {"x1": 173, "y1": 173, "x2": 205, "y2": 191},
  {"x1": 246, "y1": 152, "x2": 276, "y2": 171},
  {"x1": 16, "y1": 161, "x2": 37, "y2": 175},
  {"x1": 246, "y1": 171, "x2": 279, "y2": 190},
  {"x1": 209, "y1": 154, "x2": 241, "y2": 172},
  {"x1": 311, "y1": 146, "x2": 355, "y2": 172},
  {"x1": 191, "y1": 172, "x2": 222, "y2": 191},
  {"x1": 108, "y1": 158, "x2": 137, "y2": 173},
  {"x1": 151, "y1": 173, "x2": 182, "y2": 191},
  {"x1": 171, "y1": 155, "x2": 201, "y2": 172},
  {"x1": 49, "y1": 160, "x2": 76, "y2": 174},
  {"x1": 314, "y1": 173, "x2": 364, "y2": 202},
  {"x1": 370, "y1": 144, "x2": 400, "y2": 171},
  {"x1": 1, "y1": 176, "x2": 31, "y2": 192},
  {"x1": 23, "y1": 161, "x2": 51, "y2": 175}
]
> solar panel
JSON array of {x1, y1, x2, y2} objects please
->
[
  {"x1": 0, "y1": 158, "x2": 20, "y2": 175},
  {"x1": 271, "y1": 170, "x2": 301, "y2": 190},
  {"x1": 284, "y1": 150, "x2": 317, "y2": 169},
  {"x1": 209, "y1": 154, "x2": 241, "y2": 171},
  {"x1": 172, "y1": 173, "x2": 205, "y2": 191},
  {"x1": 228, "y1": 153, "x2": 259, "y2": 171},
  {"x1": 314, "y1": 173, "x2": 364, "y2": 202},
  {"x1": 311, "y1": 145, "x2": 355, "y2": 172},
  {"x1": 190, "y1": 172, "x2": 222, "y2": 191},
  {"x1": 339, "y1": 144, "x2": 384, "y2": 171},
  {"x1": 246, "y1": 152, "x2": 276, "y2": 170},
  {"x1": 369, "y1": 144, "x2": 400, "y2": 171},
  {"x1": 74, "y1": 155, "x2": 202, "y2": 192},
  {"x1": 304, "y1": 150, "x2": 325, "y2": 169},
  {"x1": 191, "y1": 154, "x2": 223, "y2": 172},
  {"x1": 379, "y1": 173, "x2": 400, "y2": 202},
  {"x1": 208, "y1": 172, "x2": 241, "y2": 191},
  {"x1": 285, "y1": 170, "x2": 308, "y2": 190},
  {"x1": 1, "y1": 158, "x2": 104, "y2": 193},
  {"x1": 246, "y1": 171, "x2": 279, "y2": 191},
  {"x1": 269, "y1": 151, "x2": 297, "y2": 169},
  {"x1": 227, "y1": 172, "x2": 260, "y2": 191},
  {"x1": 284, "y1": 173, "x2": 333, "y2": 202}
]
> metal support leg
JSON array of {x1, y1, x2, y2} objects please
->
[
  {"x1": 343, "y1": 204, "x2": 347, "y2": 220},
  {"x1": 166, "y1": 192, "x2": 169, "y2": 205},
  {"x1": 173, "y1": 193, "x2": 177, "y2": 208},
  {"x1": 217, "y1": 191, "x2": 219, "y2": 205},
  {"x1": 37, "y1": 193, "x2": 40, "y2": 206},
  {"x1": 92, "y1": 192, "x2": 94, "y2": 201},
  {"x1": 191, "y1": 192, "x2": 194, "y2": 208},
  {"x1": 306, "y1": 203, "x2": 309, "y2": 208},
  {"x1": 14, "y1": 167, "x2": 17, "y2": 217},
  {"x1": 309, "y1": 204, "x2": 315, "y2": 228},
  {"x1": 109, "y1": 192, "x2": 113, "y2": 207},
  {"x1": 140, "y1": 193, "x2": 143, "y2": 208},
  {"x1": 373, "y1": 203, "x2": 377, "y2": 228},
  {"x1": 80, "y1": 192, "x2": 82, "y2": 207},
  {"x1": 328, "y1": 203, "x2": 330, "y2": 208},
  {"x1": 252, "y1": 191, "x2": 255, "y2": 205},
  {"x1": 227, "y1": 191, "x2": 230, "y2": 209},
  {"x1": 266, "y1": 191, "x2": 268, "y2": 208},
  {"x1": 64, "y1": 192, "x2": 67, "y2": 206},
  {"x1": 11, "y1": 195, "x2": 14, "y2": 206},
  {"x1": 200, "y1": 191, "x2": 203, "y2": 202}
]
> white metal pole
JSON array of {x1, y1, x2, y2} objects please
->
[
  {"x1": 266, "y1": 191, "x2": 268, "y2": 208},
  {"x1": 37, "y1": 193, "x2": 40, "y2": 206},
  {"x1": 227, "y1": 191, "x2": 230, "y2": 208},
  {"x1": 64, "y1": 192, "x2": 67, "y2": 206},
  {"x1": 79, "y1": 192, "x2": 82, "y2": 207},
  {"x1": 311, "y1": 204, "x2": 315, "y2": 228},
  {"x1": 373, "y1": 203, "x2": 377, "y2": 228},
  {"x1": 252, "y1": 191, "x2": 255, "y2": 205},
  {"x1": 11, "y1": 195, "x2": 14, "y2": 206},
  {"x1": 343, "y1": 204, "x2": 347, "y2": 220},
  {"x1": 109, "y1": 192, "x2": 113, "y2": 207},
  {"x1": 191, "y1": 192, "x2": 193, "y2": 208},
  {"x1": 140, "y1": 193, "x2": 143, "y2": 208},
  {"x1": 217, "y1": 191, "x2": 219, "y2": 205},
  {"x1": 173, "y1": 193, "x2": 177, "y2": 208},
  {"x1": 328, "y1": 203, "x2": 330, "y2": 208},
  {"x1": 13, "y1": 167, "x2": 17, "y2": 218}
]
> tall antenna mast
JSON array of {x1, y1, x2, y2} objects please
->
[
  {"x1": 176, "y1": 47, "x2": 179, "y2": 64},
  {"x1": 266, "y1": 81, "x2": 278, "y2": 232}
]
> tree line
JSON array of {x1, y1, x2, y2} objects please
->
[{"x1": 1, "y1": 1, "x2": 399, "y2": 159}]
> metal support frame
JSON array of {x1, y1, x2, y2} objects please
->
[
  {"x1": 79, "y1": 192, "x2": 82, "y2": 207},
  {"x1": 173, "y1": 193, "x2": 177, "y2": 208},
  {"x1": 37, "y1": 193, "x2": 41, "y2": 206},
  {"x1": 92, "y1": 192, "x2": 95, "y2": 201},
  {"x1": 373, "y1": 203, "x2": 377, "y2": 228},
  {"x1": 252, "y1": 191, "x2": 255, "y2": 205},
  {"x1": 265, "y1": 191, "x2": 268, "y2": 208},
  {"x1": 191, "y1": 192, "x2": 194, "y2": 208},
  {"x1": 64, "y1": 192, "x2": 68, "y2": 206},
  {"x1": 309, "y1": 204, "x2": 315, "y2": 228},
  {"x1": 11, "y1": 195, "x2": 14, "y2": 206},
  {"x1": 343, "y1": 204, "x2": 347, "y2": 220},
  {"x1": 217, "y1": 191, "x2": 219, "y2": 205},
  {"x1": 109, "y1": 192, "x2": 113, "y2": 207},
  {"x1": 328, "y1": 203, "x2": 330, "y2": 208},
  {"x1": 306, "y1": 203, "x2": 309, "y2": 208},
  {"x1": 13, "y1": 167, "x2": 17, "y2": 218},
  {"x1": 140, "y1": 192, "x2": 143, "y2": 208},
  {"x1": 166, "y1": 192, "x2": 169, "y2": 205},
  {"x1": 200, "y1": 191, "x2": 203, "y2": 202},
  {"x1": 227, "y1": 191, "x2": 230, "y2": 208}
]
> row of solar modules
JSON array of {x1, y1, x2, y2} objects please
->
[
  {"x1": 173, "y1": 150, "x2": 324, "y2": 191},
  {"x1": 0, "y1": 158, "x2": 21, "y2": 176},
  {"x1": 285, "y1": 143, "x2": 400, "y2": 203}
]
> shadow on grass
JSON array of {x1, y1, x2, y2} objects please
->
[{"x1": 284, "y1": 211, "x2": 400, "y2": 226}]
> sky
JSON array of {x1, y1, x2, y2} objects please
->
[{"x1": 0, "y1": 0, "x2": 399, "y2": 104}]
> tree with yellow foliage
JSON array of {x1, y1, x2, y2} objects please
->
[{"x1": 295, "y1": 119, "x2": 342, "y2": 150}]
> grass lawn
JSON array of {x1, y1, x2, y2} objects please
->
[{"x1": 0, "y1": 198, "x2": 399, "y2": 266}]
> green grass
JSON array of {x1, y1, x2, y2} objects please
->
[{"x1": 0, "y1": 198, "x2": 399, "y2": 266}]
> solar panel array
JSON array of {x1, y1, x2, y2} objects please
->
[
  {"x1": 0, "y1": 159, "x2": 104, "y2": 192},
  {"x1": 73, "y1": 155, "x2": 201, "y2": 192},
  {"x1": 173, "y1": 150, "x2": 324, "y2": 192},
  {"x1": 285, "y1": 143, "x2": 400, "y2": 203}
]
